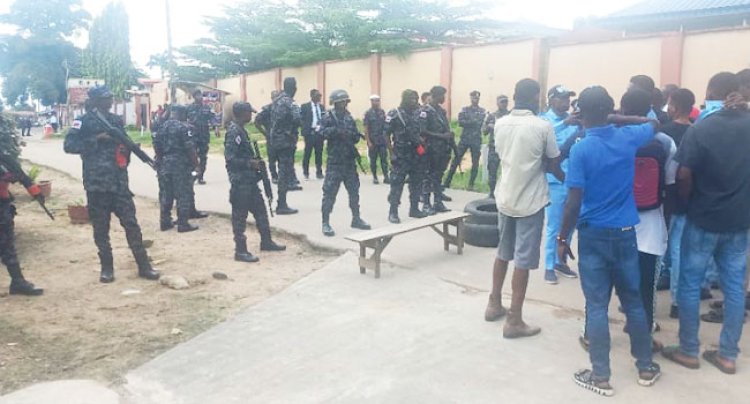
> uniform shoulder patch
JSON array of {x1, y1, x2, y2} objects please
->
[
  {"x1": 419, "y1": 111, "x2": 427, "y2": 118},
  {"x1": 72, "y1": 120, "x2": 82, "y2": 129},
  {"x1": 235, "y1": 135, "x2": 242, "y2": 145},
  {"x1": 385, "y1": 115, "x2": 392, "y2": 123}
]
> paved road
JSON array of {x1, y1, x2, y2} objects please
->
[{"x1": 8, "y1": 132, "x2": 747, "y2": 403}]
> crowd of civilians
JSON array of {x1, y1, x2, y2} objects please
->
[{"x1": 484, "y1": 70, "x2": 750, "y2": 396}]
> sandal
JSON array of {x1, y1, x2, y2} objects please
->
[
  {"x1": 661, "y1": 346, "x2": 700, "y2": 369},
  {"x1": 574, "y1": 369, "x2": 614, "y2": 397},
  {"x1": 702, "y1": 350, "x2": 736, "y2": 375}
]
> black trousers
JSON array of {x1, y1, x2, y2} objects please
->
[
  {"x1": 196, "y1": 142, "x2": 209, "y2": 180},
  {"x1": 369, "y1": 144, "x2": 389, "y2": 179},
  {"x1": 303, "y1": 134, "x2": 324, "y2": 177},
  {"x1": 230, "y1": 183, "x2": 271, "y2": 251},
  {"x1": 86, "y1": 191, "x2": 149, "y2": 269}
]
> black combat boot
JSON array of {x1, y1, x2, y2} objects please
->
[
  {"x1": 276, "y1": 194, "x2": 298, "y2": 215},
  {"x1": 373, "y1": 176, "x2": 379, "y2": 185},
  {"x1": 409, "y1": 202, "x2": 428, "y2": 219},
  {"x1": 433, "y1": 200, "x2": 450, "y2": 213},
  {"x1": 322, "y1": 213, "x2": 335, "y2": 237},
  {"x1": 388, "y1": 205, "x2": 401, "y2": 224},
  {"x1": 177, "y1": 219, "x2": 199, "y2": 233},
  {"x1": 383, "y1": 172, "x2": 390, "y2": 184},
  {"x1": 99, "y1": 252, "x2": 115, "y2": 283},
  {"x1": 160, "y1": 220, "x2": 175, "y2": 231},
  {"x1": 441, "y1": 188, "x2": 453, "y2": 202},
  {"x1": 235, "y1": 249, "x2": 260, "y2": 263},
  {"x1": 7, "y1": 264, "x2": 43, "y2": 296},
  {"x1": 351, "y1": 216, "x2": 372, "y2": 230},
  {"x1": 259, "y1": 226, "x2": 286, "y2": 251},
  {"x1": 134, "y1": 249, "x2": 160, "y2": 280},
  {"x1": 422, "y1": 196, "x2": 436, "y2": 216},
  {"x1": 190, "y1": 210, "x2": 209, "y2": 219}
]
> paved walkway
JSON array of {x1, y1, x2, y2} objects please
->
[{"x1": 6, "y1": 133, "x2": 748, "y2": 403}]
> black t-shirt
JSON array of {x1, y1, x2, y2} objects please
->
[
  {"x1": 661, "y1": 122, "x2": 691, "y2": 146},
  {"x1": 674, "y1": 109, "x2": 750, "y2": 232}
]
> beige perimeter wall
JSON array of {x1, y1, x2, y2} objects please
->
[
  {"x1": 548, "y1": 37, "x2": 663, "y2": 106},
  {"x1": 380, "y1": 50, "x2": 442, "y2": 113},
  {"x1": 325, "y1": 57, "x2": 372, "y2": 118},
  {"x1": 452, "y1": 41, "x2": 536, "y2": 114},
  {"x1": 682, "y1": 30, "x2": 750, "y2": 102},
  {"x1": 244, "y1": 70, "x2": 277, "y2": 111},
  {"x1": 282, "y1": 64, "x2": 319, "y2": 103}
]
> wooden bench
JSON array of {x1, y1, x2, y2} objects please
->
[{"x1": 344, "y1": 211, "x2": 471, "y2": 278}]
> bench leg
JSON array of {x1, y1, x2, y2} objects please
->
[
  {"x1": 443, "y1": 223, "x2": 449, "y2": 251},
  {"x1": 358, "y1": 237, "x2": 393, "y2": 279},
  {"x1": 359, "y1": 245, "x2": 366, "y2": 274},
  {"x1": 457, "y1": 219, "x2": 465, "y2": 255}
]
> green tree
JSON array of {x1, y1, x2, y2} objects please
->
[
  {"x1": 0, "y1": 0, "x2": 90, "y2": 106},
  {"x1": 153, "y1": 0, "x2": 502, "y2": 81},
  {"x1": 83, "y1": 2, "x2": 140, "y2": 100}
]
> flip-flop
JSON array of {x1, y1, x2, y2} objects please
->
[
  {"x1": 661, "y1": 346, "x2": 700, "y2": 369},
  {"x1": 702, "y1": 350, "x2": 736, "y2": 375},
  {"x1": 503, "y1": 324, "x2": 541, "y2": 339}
]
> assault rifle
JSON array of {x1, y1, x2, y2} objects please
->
[
  {"x1": 0, "y1": 156, "x2": 54, "y2": 220},
  {"x1": 252, "y1": 141, "x2": 275, "y2": 217},
  {"x1": 330, "y1": 110, "x2": 367, "y2": 174},
  {"x1": 92, "y1": 108, "x2": 157, "y2": 170}
]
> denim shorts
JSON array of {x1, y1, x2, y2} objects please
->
[{"x1": 496, "y1": 208, "x2": 545, "y2": 269}]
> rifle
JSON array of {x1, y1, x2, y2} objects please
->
[
  {"x1": 252, "y1": 141, "x2": 275, "y2": 218},
  {"x1": 449, "y1": 134, "x2": 462, "y2": 174},
  {"x1": 91, "y1": 108, "x2": 157, "y2": 170},
  {"x1": 0, "y1": 158, "x2": 54, "y2": 220},
  {"x1": 329, "y1": 110, "x2": 367, "y2": 174}
]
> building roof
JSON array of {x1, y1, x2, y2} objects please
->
[{"x1": 587, "y1": 0, "x2": 750, "y2": 32}]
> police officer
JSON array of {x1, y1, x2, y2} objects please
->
[
  {"x1": 254, "y1": 90, "x2": 280, "y2": 183},
  {"x1": 420, "y1": 86, "x2": 453, "y2": 214},
  {"x1": 386, "y1": 89, "x2": 429, "y2": 224},
  {"x1": 64, "y1": 86, "x2": 160, "y2": 283},
  {"x1": 187, "y1": 89, "x2": 214, "y2": 184},
  {"x1": 153, "y1": 105, "x2": 199, "y2": 233},
  {"x1": 364, "y1": 94, "x2": 389, "y2": 184},
  {"x1": 0, "y1": 120, "x2": 44, "y2": 296},
  {"x1": 483, "y1": 95, "x2": 510, "y2": 198},
  {"x1": 270, "y1": 77, "x2": 301, "y2": 215},
  {"x1": 444, "y1": 91, "x2": 486, "y2": 190},
  {"x1": 320, "y1": 90, "x2": 371, "y2": 237},
  {"x1": 225, "y1": 102, "x2": 286, "y2": 262}
]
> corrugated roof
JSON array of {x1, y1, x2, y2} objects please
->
[{"x1": 610, "y1": 0, "x2": 750, "y2": 18}]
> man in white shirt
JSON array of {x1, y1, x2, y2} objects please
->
[{"x1": 484, "y1": 78, "x2": 565, "y2": 339}]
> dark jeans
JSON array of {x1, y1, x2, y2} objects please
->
[
  {"x1": 678, "y1": 219, "x2": 747, "y2": 360},
  {"x1": 578, "y1": 225, "x2": 653, "y2": 381},
  {"x1": 303, "y1": 134, "x2": 324, "y2": 177}
]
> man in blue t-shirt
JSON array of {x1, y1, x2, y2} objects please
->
[
  {"x1": 541, "y1": 85, "x2": 580, "y2": 285},
  {"x1": 557, "y1": 86, "x2": 661, "y2": 396}
]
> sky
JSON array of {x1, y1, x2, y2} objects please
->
[{"x1": 1, "y1": 0, "x2": 644, "y2": 78}]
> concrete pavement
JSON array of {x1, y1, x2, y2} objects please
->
[{"x1": 10, "y1": 133, "x2": 749, "y2": 403}]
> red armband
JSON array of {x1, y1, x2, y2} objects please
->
[
  {"x1": 115, "y1": 144, "x2": 130, "y2": 168},
  {"x1": 27, "y1": 184, "x2": 41, "y2": 197},
  {"x1": 0, "y1": 182, "x2": 10, "y2": 199}
]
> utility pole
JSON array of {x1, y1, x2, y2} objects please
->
[{"x1": 165, "y1": 0, "x2": 176, "y2": 104}]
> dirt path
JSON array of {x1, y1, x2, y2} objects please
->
[{"x1": 0, "y1": 163, "x2": 337, "y2": 394}]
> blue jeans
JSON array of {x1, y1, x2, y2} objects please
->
[
  {"x1": 678, "y1": 219, "x2": 748, "y2": 360},
  {"x1": 669, "y1": 215, "x2": 687, "y2": 304},
  {"x1": 578, "y1": 225, "x2": 653, "y2": 380},
  {"x1": 544, "y1": 183, "x2": 572, "y2": 270}
]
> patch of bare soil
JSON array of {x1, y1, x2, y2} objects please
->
[{"x1": 0, "y1": 163, "x2": 337, "y2": 394}]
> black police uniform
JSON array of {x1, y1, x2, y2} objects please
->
[
  {"x1": 153, "y1": 118, "x2": 196, "y2": 229},
  {"x1": 445, "y1": 104, "x2": 486, "y2": 188},
  {"x1": 419, "y1": 104, "x2": 452, "y2": 209},
  {"x1": 386, "y1": 106, "x2": 425, "y2": 213},
  {"x1": 482, "y1": 108, "x2": 509, "y2": 197},
  {"x1": 364, "y1": 107, "x2": 389, "y2": 183},
  {"x1": 64, "y1": 100, "x2": 158, "y2": 282},
  {"x1": 270, "y1": 92, "x2": 301, "y2": 212},
  {"x1": 187, "y1": 101, "x2": 214, "y2": 182}
]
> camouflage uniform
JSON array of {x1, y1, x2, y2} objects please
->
[
  {"x1": 445, "y1": 105, "x2": 486, "y2": 188},
  {"x1": 364, "y1": 107, "x2": 389, "y2": 181},
  {"x1": 153, "y1": 119, "x2": 196, "y2": 226},
  {"x1": 482, "y1": 109, "x2": 509, "y2": 197},
  {"x1": 386, "y1": 106, "x2": 424, "y2": 208},
  {"x1": 224, "y1": 121, "x2": 273, "y2": 252},
  {"x1": 419, "y1": 104, "x2": 452, "y2": 204},
  {"x1": 254, "y1": 104, "x2": 278, "y2": 181},
  {"x1": 320, "y1": 109, "x2": 361, "y2": 220},
  {"x1": 270, "y1": 92, "x2": 301, "y2": 207},
  {"x1": 0, "y1": 155, "x2": 33, "y2": 282},
  {"x1": 187, "y1": 101, "x2": 214, "y2": 181},
  {"x1": 63, "y1": 111, "x2": 154, "y2": 275}
]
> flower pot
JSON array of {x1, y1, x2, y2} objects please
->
[
  {"x1": 68, "y1": 205, "x2": 89, "y2": 224},
  {"x1": 38, "y1": 180, "x2": 52, "y2": 198}
]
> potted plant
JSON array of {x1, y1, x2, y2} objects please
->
[
  {"x1": 67, "y1": 199, "x2": 89, "y2": 224},
  {"x1": 28, "y1": 166, "x2": 52, "y2": 198}
]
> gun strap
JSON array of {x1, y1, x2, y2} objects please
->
[{"x1": 395, "y1": 108, "x2": 406, "y2": 127}]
